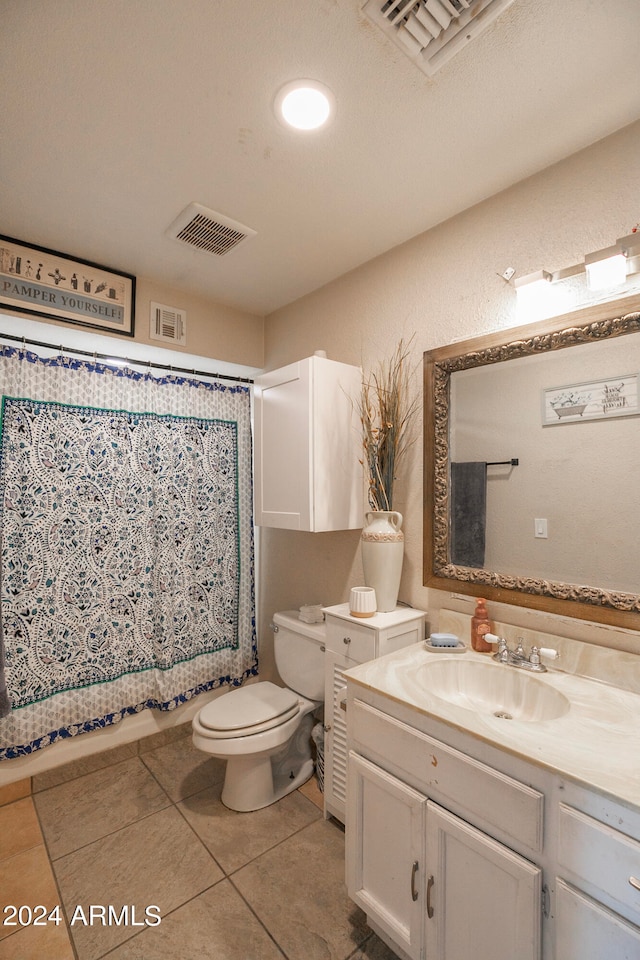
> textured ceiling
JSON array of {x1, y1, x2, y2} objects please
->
[{"x1": 2, "y1": 0, "x2": 639, "y2": 316}]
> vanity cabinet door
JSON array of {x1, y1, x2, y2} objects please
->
[
  {"x1": 555, "y1": 880, "x2": 640, "y2": 959},
  {"x1": 425, "y1": 802, "x2": 542, "y2": 960},
  {"x1": 347, "y1": 752, "x2": 426, "y2": 960}
]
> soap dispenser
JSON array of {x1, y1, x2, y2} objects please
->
[{"x1": 471, "y1": 598, "x2": 492, "y2": 653}]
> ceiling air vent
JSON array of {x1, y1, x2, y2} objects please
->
[
  {"x1": 167, "y1": 202, "x2": 257, "y2": 257},
  {"x1": 363, "y1": 0, "x2": 517, "y2": 76}
]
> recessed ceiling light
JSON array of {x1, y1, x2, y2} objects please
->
[{"x1": 274, "y1": 79, "x2": 335, "y2": 131}]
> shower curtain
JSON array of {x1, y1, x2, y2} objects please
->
[{"x1": 0, "y1": 345, "x2": 257, "y2": 759}]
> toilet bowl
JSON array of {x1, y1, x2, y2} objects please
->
[{"x1": 192, "y1": 610, "x2": 326, "y2": 812}]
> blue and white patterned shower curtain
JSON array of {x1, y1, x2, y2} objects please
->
[{"x1": 0, "y1": 346, "x2": 257, "y2": 759}]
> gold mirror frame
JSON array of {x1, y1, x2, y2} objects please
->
[{"x1": 423, "y1": 293, "x2": 640, "y2": 630}]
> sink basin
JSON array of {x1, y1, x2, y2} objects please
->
[{"x1": 418, "y1": 658, "x2": 570, "y2": 722}]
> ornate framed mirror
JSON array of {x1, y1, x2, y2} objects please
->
[{"x1": 423, "y1": 293, "x2": 640, "y2": 630}]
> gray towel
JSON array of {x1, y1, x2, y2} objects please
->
[{"x1": 450, "y1": 461, "x2": 487, "y2": 568}]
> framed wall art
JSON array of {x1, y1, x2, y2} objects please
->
[
  {"x1": 542, "y1": 373, "x2": 639, "y2": 425},
  {"x1": 0, "y1": 235, "x2": 135, "y2": 336}
]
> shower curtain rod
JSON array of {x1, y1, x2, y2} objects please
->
[{"x1": 0, "y1": 330, "x2": 254, "y2": 385}]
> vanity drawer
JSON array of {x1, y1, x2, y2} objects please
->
[
  {"x1": 558, "y1": 804, "x2": 640, "y2": 922},
  {"x1": 350, "y1": 698, "x2": 543, "y2": 852},
  {"x1": 325, "y1": 619, "x2": 377, "y2": 661}
]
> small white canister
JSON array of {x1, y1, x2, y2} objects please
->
[{"x1": 349, "y1": 586, "x2": 377, "y2": 618}]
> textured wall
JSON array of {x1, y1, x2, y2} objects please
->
[{"x1": 259, "y1": 120, "x2": 640, "y2": 671}]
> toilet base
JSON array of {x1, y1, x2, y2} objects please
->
[{"x1": 221, "y1": 713, "x2": 316, "y2": 812}]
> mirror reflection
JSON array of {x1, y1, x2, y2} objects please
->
[
  {"x1": 450, "y1": 337, "x2": 639, "y2": 592},
  {"x1": 423, "y1": 296, "x2": 640, "y2": 626}
]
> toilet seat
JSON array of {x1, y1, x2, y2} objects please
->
[{"x1": 198, "y1": 681, "x2": 300, "y2": 739}]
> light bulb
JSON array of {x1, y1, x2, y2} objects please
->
[{"x1": 275, "y1": 80, "x2": 334, "y2": 131}]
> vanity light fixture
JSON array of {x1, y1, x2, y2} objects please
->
[
  {"x1": 514, "y1": 270, "x2": 555, "y2": 318},
  {"x1": 514, "y1": 269, "x2": 552, "y2": 293},
  {"x1": 585, "y1": 243, "x2": 629, "y2": 291},
  {"x1": 274, "y1": 79, "x2": 335, "y2": 131},
  {"x1": 513, "y1": 232, "x2": 640, "y2": 318}
]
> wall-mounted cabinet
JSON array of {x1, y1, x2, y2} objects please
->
[{"x1": 254, "y1": 355, "x2": 362, "y2": 531}]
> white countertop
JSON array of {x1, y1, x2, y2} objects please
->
[
  {"x1": 322, "y1": 603, "x2": 425, "y2": 627},
  {"x1": 345, "y1": 642, "x2": 640, "y2": 812}
]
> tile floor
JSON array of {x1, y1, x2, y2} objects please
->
[{"x1": 0, "y1": 727, "x2": 399, "y2": 960}]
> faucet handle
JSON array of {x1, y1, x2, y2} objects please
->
[
  {"x1": 486, "y1": 634, "x2": 509, "y2": 661},
  {"x1": 538, "y1": 647, "x2": 559, "y2": 661},
  {"x1": 529, "y1": 646, "x2": 559, "y2": 668}
]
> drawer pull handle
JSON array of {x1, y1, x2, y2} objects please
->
[
  {"x1": 343, "y1": 636, "x2": 351, "y2": 645},
  {"x1": 630, "y1": 876, "x2": 640, "y2": 892},
  {"x1": 411, "y1": 861, "x2": 419, "y2": 901},
  {"x1": 426, "y1": 874, "x2": 435, "y2": 918}
]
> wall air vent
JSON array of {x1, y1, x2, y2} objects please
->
[
  {"x1": 167, "y1": 202, "x2": 257, "y2": 257},
  {"x1": 150, "y1": 301, "x2": 187, "y2": 346},
  {"x1": 362, "y1": 0, "x2": 517, "y2": 76}
]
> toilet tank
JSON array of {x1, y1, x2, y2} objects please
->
[{"x1": 272, "y1": 610, "x2": 326, "y2": 702}]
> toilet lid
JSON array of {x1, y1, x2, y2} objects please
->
[{"x1": 198, "y1": 681, "x2": 299, "y2": 734}]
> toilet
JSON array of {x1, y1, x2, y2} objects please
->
[{"x1": 192, "y1": 610, "x2": 325, "y2": 812}]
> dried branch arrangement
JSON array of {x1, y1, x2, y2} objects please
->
[{"x1": 360, "y1": 337, "x2": 419, "y2": 512}]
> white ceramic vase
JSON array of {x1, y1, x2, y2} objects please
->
[{"x1": 360, "y1": 510, "x2": 404, "y2": 612}]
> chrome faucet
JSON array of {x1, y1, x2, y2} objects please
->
[{"x1": 485, "y1": 634, "x2": 559, "y2": 673}]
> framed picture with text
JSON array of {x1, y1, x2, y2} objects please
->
[
  {"x1": 542, "y1": 373, "x2": 639, "y2": 425},
  {"x1": 0, "y1": 235, "x2": 135, "y2": 336}
]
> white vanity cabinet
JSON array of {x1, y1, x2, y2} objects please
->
[
  {"x1": 253, "y1": 355, "x2": 362, "y2": 531},
  {"x1": 322, "y1": 604, "x2": 425, "y2": 824},
  {"x1": 346, "y1": 697, "x2": 542, "y2": 960},
  {"x1": 555, "y1": 791, "x2": 640, "y2": 959},
  {"x1": 344, "y1": 667, "x2": 640, "y2": 960}
]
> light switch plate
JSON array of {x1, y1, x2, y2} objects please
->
[{"x1": 534, "y1": 518, "x2": 548, "y2": 539}]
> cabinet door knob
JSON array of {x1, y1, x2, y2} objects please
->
[
  {"x1": 343, "y1": 636, "x2": 351, "y2": 645},
  {"x1": 630, "y1": 876, "x2": 640, "y2": 892},
  {"x1": 426, "y1": 875, "x2": 435, "y2": 918},
  {"x1": 411, "y1": 861, "x2": 419, "y2": 902}
]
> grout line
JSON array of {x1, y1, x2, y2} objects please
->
[
  {"x1": 29, "y1": 797, "x2": 80, "y2": 960},
  {"x1": 226, "y1": 876, "x2": 291, "y2": 960},
  {"x1": 19, "y1": 741, "x2": 352, "y2": 960}
]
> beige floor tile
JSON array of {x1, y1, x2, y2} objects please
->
[
  {"x1": 54, "y1": 805, "x2": 223, "y2": 960},
  {"x1": 233, "y1": 818, "x2": 369, "y2": 960},
  {"x1": 0, "y1": 779, "x2": 31, "y2": 807},
  {"x1": 33, "y1": 741, "x2": 138, "y2": 792},
  {"x1": 35, "y1": 757, "x2": 170, "y2": 859},
  {"x1": 178, "y1": 781, "x2": 322, "y2": 873},
  {"x1": 350, "y1": 932, "x2": 403, "y2": 959},
  {"x1": 0, "y1": 845, "x2": 60, "y2": 942},
  {"x1": 0, "y1": 916, "x2": 75, "y2": 960},
  {"x1": 298, "y1": 773, "x2": 324, "y2": 810},
  {"x1": 136, "y1": 722, "x2": 192, "y2": 755},
  {"x1": 0, "y1": 797, "x2": 42, "y2": 861},
  {"x1": 105, "y1": 879, "x2": 285, "y2": 960},
  {"x1": 140, "y1": 733, "x2": 226, "y2": 801}
]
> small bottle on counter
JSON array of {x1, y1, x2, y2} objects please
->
[{"x1": 471, "y1": 598, "x2": 492, "y2": 653}]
